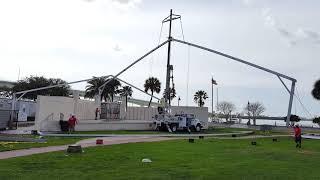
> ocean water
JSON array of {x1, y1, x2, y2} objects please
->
[{"x1": 211, "y1": 118, "x2": 318, "y2": 128}]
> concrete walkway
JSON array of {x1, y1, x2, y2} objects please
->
[
  {"x1": 0, "y1": 136, "x2": 173, "y2": 160},
  {"x1": 40, "y1": 131, "x2": 254, "y2": 137}
]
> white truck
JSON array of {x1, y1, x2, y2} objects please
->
[{"x1": 153, "y1": 113, "x2": 203, "y2": 133}]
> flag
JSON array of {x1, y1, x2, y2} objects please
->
[{"x1": 211, "y1": 78, "x2": 217, "y2": 85}]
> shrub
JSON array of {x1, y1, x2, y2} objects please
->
[{"x1": 313, "y1": 117, "x2": 320, "y2": 125}]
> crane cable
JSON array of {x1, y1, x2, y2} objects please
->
[
  {"x1": 294, "y1": 86, "x2": 313, "y2": 118},
  {"x1": 149, "y1": 23, "x2": 164, "y2": 76},
  {"x1": 180, "y1": 18, "x2": 191, "y2": 106}
]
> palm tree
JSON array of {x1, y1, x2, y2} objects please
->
[
  {"x1": 194, "y1": 90, "x2": 208, "y2": 107},
  {"x1": 105, "y1": 77, "x2": 121, "y2": 102},
  {"x1": 312, "y1": 79, "x2": 320, "y2": 100},
  {"x1": 85, "y1": 77, "x2": 107, "y2": 101},
  {"x1": 119, "y1": 86, "x2": 133, "y2": 110},
  {"x1": 144, "y1": 77, "x2": 161, "y2": 107},
  {"x1": 163, "y1": 87, "x2": 176, "y2": 105}
]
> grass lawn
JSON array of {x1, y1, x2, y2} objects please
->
[
  {"x1": 0, "y1": 136, "x2": 83, "y2": 152},
  {"x1": 0, "y1": 128, "x2": 252, "y2": 152},
  {"x1": 0, "y1": 137, "x2": 319, "y2": 180}
]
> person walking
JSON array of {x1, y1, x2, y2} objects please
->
[
  {"x1": 293, "y1": 124, "x2": 302, "y2": 148},
  {"x1": 68, "y1": 114, "x2": 78, "y2": 133},
  {"x1": 95, "y1": 108, "x2": 100, "y2": 120}
]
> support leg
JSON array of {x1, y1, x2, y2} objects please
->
[
  {"x1": 9, "y1": 94, "x2": 16, "y2": 130},
  {"x1": 286, "y1": 81, "x2": 296, "y2": 126}
]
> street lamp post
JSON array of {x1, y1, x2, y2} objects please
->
[
  {"x1": 247, "y1": 101, "x2": 250, "y2": 125},
  {"x1": 178, "y1": 96, "x2": 181, "y2": 106}
]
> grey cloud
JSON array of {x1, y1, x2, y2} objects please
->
[
  {"x1": 261, "y1": 8, "x2": 320, "y2": 46},
  {"x1": 113, "y1": 0, "x2": 130, "y2": 4},
  {"x1": 296, "y1": 29, "x2": 320, "y2": 44},
  {"x1": 276, "y1": 27, "x2": 292, "y2": 38}
]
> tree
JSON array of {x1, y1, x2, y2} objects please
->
[
  {"x1": 312, "y1": 116, "x2": 320, "y2": 127},
  {"x1": 144, "y1": 77, "x2": 161, "y2": 107},
  {"x1": 85, "y1": 77, "x2": 108, "y2": 101},
  {"x1": 287, "y1": 114, "x2": 301, "y2": 125},
  {"x1": 119, "y1": 86, "x2": 133, "y2": 110},
  {"x1": 163, "y1": 87, "x2": 176, "y2": 103},
  {"x1": 244, "y1": 102, "x2": 266, "y2": 125},
  {"x1": 312, "y1": 79, "x2": 320, "y2": 100},
  {"x1": 105, "y1": 77, "x2": 121, "y2": 102},
  {"x1": 48, "y1": 78, "x2": 70, "y2": 97},
  {"x1": 85, "y1": 77, "x2": 121, "y2": 102},
  {"x1": 217, "y1": 101, "x2": 236, "y2": 121},
  {"x1": 194, "y1": 90, "x2": 208, "y2": 107},
  {"x1": 11, "y1": 76, "x2": 70, "y2": 100}
]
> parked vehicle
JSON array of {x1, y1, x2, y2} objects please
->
[{"x1": 153, "y1": 113, "x2": 203, "y2": 132}]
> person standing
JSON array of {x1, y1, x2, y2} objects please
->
[
  {"x1": 68, "y1": 114, "x2": 78, "y2": 133},
  {"x1": 95, "y1": 108, "x2": 100, "y2": 120},
  {"x1": 294, "y1": 124, "x2": 302, "y2": 148}
]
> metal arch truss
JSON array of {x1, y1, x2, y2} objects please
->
[
  {"x1": 171, "y1": 38, "x2": 296, "y2": 126},
  {"x1": 10, "y1": 36, "x2": 296, "y2": 127},
  {"x1": 97, "y1": 40, "x2": 169, "y2": 97}
]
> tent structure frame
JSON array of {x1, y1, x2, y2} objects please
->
[{"x1": 9, "y1": 9, "x2": 296, "y2": 128}]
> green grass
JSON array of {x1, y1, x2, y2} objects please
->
[
  {"x1": 0, "y1": 136, "x2": 83, "y2": 152},
  {"x1": 0, "y1": 137, "x2": 319, "y2": 180},
  {"x1": 0, "y1": 128, "x2": 250, "y2": 152},
  {"x1": 0, "y1": 127, "x2": 286, "y2": 152}
]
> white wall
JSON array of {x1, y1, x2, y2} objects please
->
[
  {"x1": 35, "y1": 95, "x2": 208, "y2": 131},
  {"x1": 35, "y1": 95, "x2": 99, "y2": 131},
  {"x1": 120, "y1": 105, "x2": 208, "y2": 128},
  {"x1": 121, "y1": 106, "x2": 158, "y2": 121}
]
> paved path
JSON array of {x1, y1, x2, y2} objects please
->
[
  {"x1": 0, "y1": 136, "x2": 173, "y2": 160},
  {"x1": 40, "y1": 131, "x2": 253, "y2": 137}
]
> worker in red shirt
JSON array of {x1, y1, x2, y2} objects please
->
[
  {"x1": 68, "y1": 114, "x2": 78, "y2": 133},
  {"x1": 293, "y1": 124, "x2": 302, "y2": 148}
]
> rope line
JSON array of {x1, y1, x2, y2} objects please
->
[
  {"x1": 179, "y1": 18, "x2": 185, "y2": 41},
  {"x1": 294, "y1": 86, "x2": 313, "y2": 118},
  {"x1": 179, "y1": 18, "x2": 190, "y2": 106},
  {"x1": 149, "y1": 23, "x2": 164, "y2": 76}
]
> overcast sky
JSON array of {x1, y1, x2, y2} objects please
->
[{"x1": 0, "y1": 0, "x2": 319, "y2": 117}]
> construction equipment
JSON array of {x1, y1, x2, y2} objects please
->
[{"x1": 153, "y1": 108, "x2": 203, "y2": 133}]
